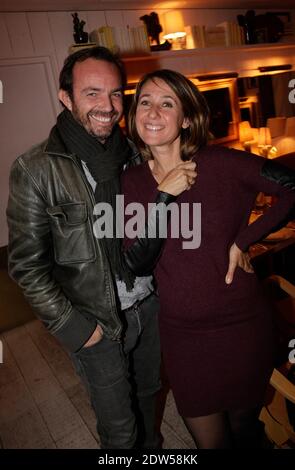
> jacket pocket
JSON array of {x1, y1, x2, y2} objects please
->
[{"x1": 47, "y1": 202, "x2": 96, "y2": 264}]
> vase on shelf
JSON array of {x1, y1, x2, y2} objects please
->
[{"x1": 74, "y1": 31, "x2": 89, "y2": 44}]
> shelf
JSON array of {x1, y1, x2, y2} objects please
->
[
  {"x1": 122, "y1": 42, "x2": 295, "y2": 82},
  {"x1": 123, "y1": 41, "x2": 295, "y2": 61}
]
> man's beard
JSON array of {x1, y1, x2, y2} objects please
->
[{"x1": 71, "y1": 104, "x2": 120, "y2": 142}]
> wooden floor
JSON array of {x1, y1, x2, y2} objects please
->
[{"x1": 0, "y1": 320, "x2": 194, "y2": 449}]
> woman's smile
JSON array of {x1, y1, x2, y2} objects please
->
[{"x1": 144, "y1": 123, "x2": 165, "y2": 132}]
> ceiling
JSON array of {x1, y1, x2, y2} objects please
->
[{"x1": 0, "y1": 0, "x2": 294, "y2": 12}]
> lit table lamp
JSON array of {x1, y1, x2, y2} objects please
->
[
  {"x1": 162, "y1": 11, "x2": 186, "y2": 50},
  {"x1": 239, "y1": 121, "x2": 253, "y2": 152},
  {"x1": 258, "y1": 127, "x2": 272, "y2": 157}
]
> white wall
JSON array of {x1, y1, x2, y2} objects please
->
[
  {"x1": 0, "y1": 8, "x2": 294, "y2": 246},
  {"x1": 0, "y1": 57, "x2": 60, "y2": 247}
]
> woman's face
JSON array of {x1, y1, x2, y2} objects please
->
[{"x1": 135, "y1": 78, "x2": 189, "y2": 152}]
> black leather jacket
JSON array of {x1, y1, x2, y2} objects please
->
[{"x1": 7, "y1": 126, "x2": 171, "y2": 352}]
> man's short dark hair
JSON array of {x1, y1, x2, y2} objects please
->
[{"x1": 59, "y1": 46, "x2": 126, "y2": 99}]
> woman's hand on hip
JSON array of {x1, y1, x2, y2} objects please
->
[{"x1": 225, "y1": 243, "x2": 254, "y2": 285}]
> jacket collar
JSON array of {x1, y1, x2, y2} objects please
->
[{"x1": 43, "y1": 125, "x2": 74, "y2": 158}]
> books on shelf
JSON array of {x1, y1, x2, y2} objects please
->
[
  {"x1": 72, "y1": 20, "x2": 246, "y2": 56},
  {"x1": 89, "y1": 25, "x2": 150, "y2": 56},
  {"x1": 185, "y1": 21, "x2": 245, "y2": 49},
  {"x1": 217, "y1": 21, "x2": 245, "y2": 46},
  {"x1": 185, "y1": 25, "x2": 206, "y2": 49},
  {"x1": 205, "y1": 27, "x2": 227, "y2": 47}
]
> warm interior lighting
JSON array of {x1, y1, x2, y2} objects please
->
[
  {"x1": 239, "y1": 121, "x2": 253, "y2": 152},
  {"x1": 267, "y1": 117, "x2": 286, "y2": 138},
  {"x1": 162, "y1": 11, "x2": 186, "y2": 39},
  {"x1": 258, "y1": 64, "x2": 292, "y2": 73},
  {"x1": 285, "y1": 117, "x2": 295, "y2": 137},
  {"x1": 258, "y1": 127, "x2": 272, "y2": 157},
  {"x1": 124, "y1": 88, "x2": 136, "y2": 95},
  {"x1": 162, "y1": 11, "x2": 186, "y2": 49},
  {"x1": 258, "y1": 127, "x2": 272, "y2": 146}
]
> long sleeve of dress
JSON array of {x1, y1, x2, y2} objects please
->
[
  {"x1": 233, "y1": 156, "x2": 295, "y2": 251},
  {"x1": 123, "y1": 190, "x2": 176, "y2": 275}
]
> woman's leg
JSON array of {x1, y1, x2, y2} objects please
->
[
  {"x1": 228, "y1": 407, "x2": 264, "y2": 448},
  {"x1": 183, "y1": 412, "x2": 233, "y2": 449}
]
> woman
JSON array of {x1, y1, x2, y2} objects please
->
[{"x1": 121, "y1": 69, "x2": 295, "y2": 448}]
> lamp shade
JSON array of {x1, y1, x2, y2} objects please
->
[
  {"x1": 258, "y1": 127, "x2": 271, "y2": 146},
  {"x1": 162, "y1": 11, "x2": 186, "y2": 39},
  {"x1": 239, "y1": 121, "x2": 253, "y2": 143}
]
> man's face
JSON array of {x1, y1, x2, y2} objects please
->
[{"x1": 60, "y1": 58, "x2": 124, "y2": 143}]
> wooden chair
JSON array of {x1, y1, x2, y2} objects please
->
[{"x1": 259, "y1": 275, "x2": 295, "y2": 447}]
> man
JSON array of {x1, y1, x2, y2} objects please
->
[{"x1": 6, "y1": 46, "x2": 164, "y2": 449}]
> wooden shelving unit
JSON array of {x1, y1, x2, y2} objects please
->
[{"x1": 121, "y1": 42, "x2": 295, "y2": 82}]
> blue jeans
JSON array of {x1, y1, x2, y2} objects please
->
[{"x1": 72, "y1": 293, "x2": 161, "y2": 449}]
